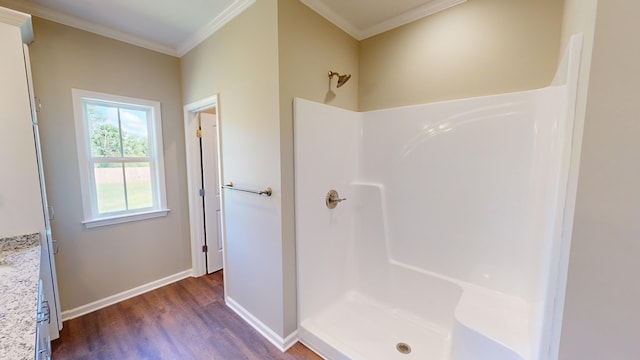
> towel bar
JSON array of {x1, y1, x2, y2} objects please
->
[{"x1": 222, "y1": 182, "x2": 272, "y2": 197}]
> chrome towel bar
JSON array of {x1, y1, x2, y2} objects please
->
[{"x1": 222, "y1": 182, "x2": 272, "y2": 197}]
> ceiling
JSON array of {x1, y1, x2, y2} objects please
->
[{"x1": 0, "y1": 0, "x2": 466, "y2": 57}]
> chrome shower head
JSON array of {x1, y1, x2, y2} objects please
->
[{"x1": 329, "y1": 71, "x2": 351, "y2": 88}]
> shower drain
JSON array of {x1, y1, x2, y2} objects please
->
[{"x1": 396, "y1": 342, "x2": 412, "y2": 354}]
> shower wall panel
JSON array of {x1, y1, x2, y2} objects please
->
[
  {"x1": 293, "y1": 99, "x2": 360, "y2": 320},
  {"x1": 295, "y1": 84, "x2": 568, "y2": 319},
  {"x1": 361, "y1": 88, "x2": 567, "y2": 300}
]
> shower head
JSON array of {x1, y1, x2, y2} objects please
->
[{"x1": 329, "y1": 71, "x2": 351, "y2": 88}]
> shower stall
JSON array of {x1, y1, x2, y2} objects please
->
[{"x1": 293, "y1": 36, "x2": 582, "y2": 360}]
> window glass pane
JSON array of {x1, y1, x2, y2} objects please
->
[
  {"x1": 125, "y1": 162, "x2": 153, "y2": 210},
  {"x1": 87, "y1": 104, "x2": 122, "y2": 158},
  {"x1": 94, "y1": 163, "x2": 126, "y2": 213},
  {"x1": 120, "y1": 108, "x2": 150, "y2": 157}
]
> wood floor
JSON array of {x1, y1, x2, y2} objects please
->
[{"x1": 52, "y1": 271, "x2": 323, "y2": 360}]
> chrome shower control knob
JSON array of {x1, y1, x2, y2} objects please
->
[{"x1": 326, "y1": 189, "x2": 346, "y2": 209}]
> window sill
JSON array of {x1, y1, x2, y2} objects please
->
[{"x1": 82, "y1": 209, "x2": 170, "y2": 229}]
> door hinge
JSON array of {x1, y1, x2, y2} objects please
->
[
  {"x1": 52, "y1": 239, "x2": 59, "y2": 255},
  {"x1": 202, "y1": 245, "x2": 208, "y2": 253},
  {"x1": 199, "y1": 188, "x2": 205, "y2": 197},
  {"x1": 32, "y1": 96, "x2": 42, "y2": 113},
  {"x1": 196, "y1": 128, "x2": 202, "y2": 138}
]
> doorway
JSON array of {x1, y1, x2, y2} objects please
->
[{"x1": 184, "y1": 95, "x2": 224, "y2": 276}]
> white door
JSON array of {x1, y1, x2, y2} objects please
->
[{"x1": 200, "y1": 112, "x2": 223, "y2": 273}]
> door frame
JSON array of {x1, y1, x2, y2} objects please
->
[{"x1": 183, "y1": 95, "x2": 224, "y2": 277}]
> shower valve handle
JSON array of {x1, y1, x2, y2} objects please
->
[{"x1": 326, "y1": 190, "x2": 346, "y2": 209}]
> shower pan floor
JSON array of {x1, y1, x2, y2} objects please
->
[{"x1": 300, "y1": 291, "x2": 451, "y2": 360}]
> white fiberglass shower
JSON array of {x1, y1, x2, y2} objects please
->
[{"x1": 293, "y1": 36, "x2": 582, "y2": 360}]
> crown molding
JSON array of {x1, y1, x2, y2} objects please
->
[
  {"x1": 177, "y1": 0, "x2": 256, "y2": 57},
  {"x1": 301, "y1": 0, "x2": 467, "y2": 41},
  {"x1": 0, "y1": 4, "x2": 29, "y2": 26},
  {"x1": 359, "y1": 0, "x2": 467, "y2": 40},
  {"x1": 0, "y1": 5, "x2": 33, "y2": 43},
  {"x1": 0, "y1": 0, "x2": 177, "y2": 56},
  {"x1": 0, "y1": 0, "x2": 255, "y2": 58},
  {"x1": 299, "y1": 0, "x2": 360, "y2": 39}
]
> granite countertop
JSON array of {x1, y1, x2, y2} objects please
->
[{"x1": 0, "y1": 233, "x2": 41, "y2": 360}]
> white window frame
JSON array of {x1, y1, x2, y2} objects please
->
[{"x1": 72, "y1": 89, "x2": 169, "y2": 228}]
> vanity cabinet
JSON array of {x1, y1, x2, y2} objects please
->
[
  {"x1": 0, "y1": 4, "x2": 62, "y2": 345},
  {"x1": 0, "y1": 233, "x2": 45, "y2": 359}
]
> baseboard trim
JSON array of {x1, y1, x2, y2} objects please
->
[
  {"x1": 226, "y1": 296, "x2": 299, "y2": 352},
  {"x1": 61, "y1": 269, "x2": 192, "y2": 321},
  {"x1": 282, "y1": 330, "x2": 300, "y2": 351}
]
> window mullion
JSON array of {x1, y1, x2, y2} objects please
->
[
  {"x1": 121, "y1": 162, "x2": 129, "y2": 211},
  {"x1": 121, "y1": 157, "x2": 150, "y2": 163},
  {"x1": 117, "y1": 109, "x2": 129, "y2": 211},
  {"x1": 91, "y1": 157, "x2": 150, "y2": 163},
  {"x1": 117, "y1": 107, "x2": 125, "y2": 158}
]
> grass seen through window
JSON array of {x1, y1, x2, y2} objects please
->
[
  {"x1": 96, "y1": 181, "x2": 153, "y2": 213},
  {"x1": 94, "y1": 163, "x2": 153, "y2": 214}
]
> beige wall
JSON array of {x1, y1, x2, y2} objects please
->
[
  {"x1": 358, "y1": 0, "x2": 564, "y2": 111},
  {"x1": 180, "y1": 0, "x2": 358, "y2": 339},
  {"x1": 277, "y1": 0, "x2": 359, "y2": 112},
  {"x1": 277, "y1": 0, "x2": 359, "y2": 335},
  {"x1": 29, "y1": 17, "x2": 190, "y2": 311},
  {"x1": 560, "y1": 0, "x2": 640, "y2": 358},
  {"x1": 180, "y1": 0, "x2": 289, "y2": 337}
]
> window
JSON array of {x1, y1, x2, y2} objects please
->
[{"x1": 72, "y1": 89, "x2": 169, "y2": 228}]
